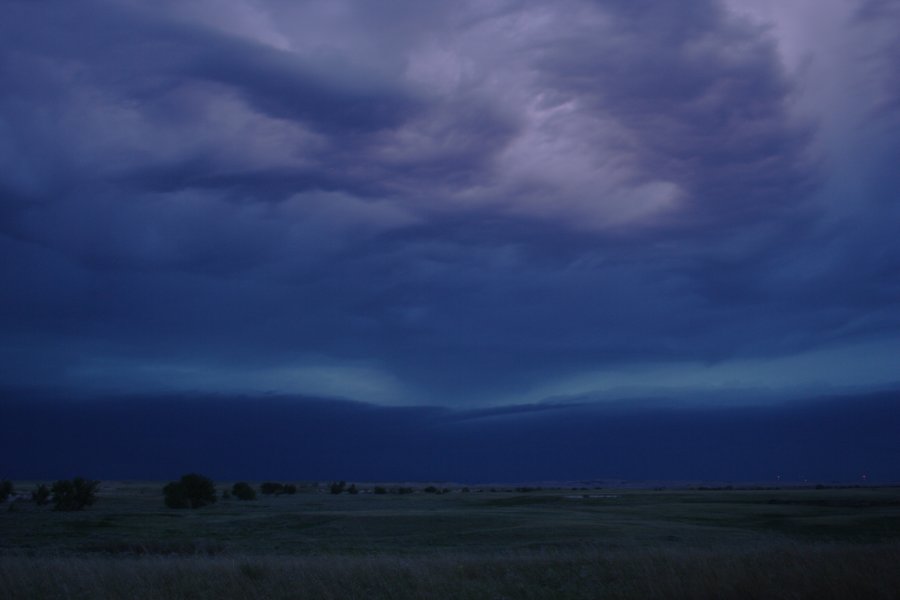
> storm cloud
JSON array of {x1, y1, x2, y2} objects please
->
[
  {"x1": 2, "y1": 0, "x2": 899, "y2": 413},
  {"x1": 2, "y1": 388, "x2": 897, "y2": 482}
]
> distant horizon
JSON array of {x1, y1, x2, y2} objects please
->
[{"x1": 3, "y1": 385, "x2": 897, "y2": 484}]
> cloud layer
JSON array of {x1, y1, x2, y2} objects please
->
[
  {"x1": 2, "y1": 0, "x2": 899, "y2": 405},
  {"x1": 2, "y1": 389, "x2": 897, "y2": 482}
]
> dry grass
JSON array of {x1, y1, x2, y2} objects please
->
[
  {"x1": 3, "y1": 542, "x2": 900, "y2": 600},
  {"x1": 4, "y1": 485, "x2": 900, "y2": 598}
]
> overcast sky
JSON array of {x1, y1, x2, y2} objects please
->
[{"x1": 2, "y1": 0, "x2": 899, "y2": 409}]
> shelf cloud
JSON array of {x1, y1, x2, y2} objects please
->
[{"x1": 2, "y1": 0, "x2": 899, "y2": 416}]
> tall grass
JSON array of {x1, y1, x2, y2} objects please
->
[{"x1": 3, "y1": 542, "x2": 899, "y2": 599}]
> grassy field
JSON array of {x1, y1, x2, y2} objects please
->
[{"x1": 2, "y1": 482, "x2": 900, "y2": 598}]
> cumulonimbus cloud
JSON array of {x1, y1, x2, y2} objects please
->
[{"x1": 0, "y1": 0, "x2": 898, "y2": 405}]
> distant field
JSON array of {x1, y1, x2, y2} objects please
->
[{"x1": 2, "y1": 483, "x2": 900, "y2": 598}]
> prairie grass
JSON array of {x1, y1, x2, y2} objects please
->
[
  {"x1": 2, "y1": 484, "x2": 900, "y2": 598},
  {"x1": 2, "y1": 542, "x2": 899, "y2": 599}
]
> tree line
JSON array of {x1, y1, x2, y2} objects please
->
[
  {"x1": 1, "y1": 478, "x2": 99, "y2": 511},
  {"x1": 2, "y1": 475, "x2": 468, "y2": 512}
]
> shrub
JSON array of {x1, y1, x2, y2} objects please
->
[
  {"x1": 0, "y1": 480, "x2": 13, "y2": 503},
  {"x1": 260, "y1": 482, "x2": 297, "y2": 495},
  {"x1": 347, "y1": 483, "x2": 359, "y2": 495},
  {"x1": 32, "y1": 484, "x2": 50, "y2": 506},
  {"x1": 329, "y1": 481, "x2": 346, "y2": 495},
  {"x1": 373, "y1": 486, "x2": 387, "y2": 495},
  {"x1": 232, "y1": 482, "x2": 256, "y2": 501},
  {"x1": 51, "y1": 477, "x2": 99, "y2": 511},
  {"x1": 424, "y1": 485, "x2": 438, "y2": 494},
  {"x1": 163, "y1": 473, "x2": 217, "y2": 509}
]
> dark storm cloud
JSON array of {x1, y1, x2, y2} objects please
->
[
  {"x1": 1, "y1": 0, "x2": 899, "y2": 406},
  {"x1": 856, "y1": 0, "x2": 900, "y2": 123},
  {"x1": 530, "y1": 0, "x2": 817, "y2": 228},
  {"x1": 2, "y1": 388, "x2": 898, "y2": 483},
  {"x1": 2, "y1": 0, "x2": 420, "y2": 133},
  {"x1": 0, "y1": 0, "x2": 426, "y2": 215}
]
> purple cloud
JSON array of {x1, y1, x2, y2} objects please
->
[{"x1": 1, "y1": 0, "x2": 898, "y2": 406}]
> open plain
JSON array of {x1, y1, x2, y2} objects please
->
[{"x1": 2, "y1": 483, "x2": 900, "y2": 599}]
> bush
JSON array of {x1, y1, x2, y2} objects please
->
[
  {"x1": 259, "y1": 481, "x2": 297, "y2": 496},
  {"x1": 424, "y1": 485, "x2": 438, "y2": 494},
  {"x1": 32, "y1": 484, "x2": 50, "y2": 506},
  {"x1": 260, "y1": 482, "x2": 297, "y2": 495},
  {"x1": 163, "y1": 473, "x2": 217, "y2": 509},
  {"x1": 329, "y1": 481, "x2": 346, "y2": 495},
  {"x1": 347, "y1": 483, "x2": 359, "y2": 495},
  {"x1": 232, "y1": 482, "x2": 256, "y2": 501},
  {"x1": 373, "y1": 486, "x2": 387, "y2": 494},
  {"x1": 51, "y1": 477, "x2": 99, "y2": 511},
  {"x1": 0, "y1": 480, "x2": 13, "y2": 503}
]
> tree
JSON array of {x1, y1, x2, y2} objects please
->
[
  {"x1": 163, "y1": 473, "x2": 217, "y2": 509},
  {"x1": 32, "y1": 484, "x2": 50, "y2": 506},
  {"x1": 347, "y1": 483, "x2": 359, "y2": 495},
  {"x1": 329, "y1": 481, "x2": 346, "y2": 495},
  {"x1": 0, "y1": 480, "x2": 12, "y2": 503},
  {"x1": 51, "y1": 477, "x2": 99, "y2": 511},
  {"x1": 232, "y1": 482, "x2": 256, "y2": 501}
]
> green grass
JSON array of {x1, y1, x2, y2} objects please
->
[{"x1": 2, "y1": 483, "x2": 900, "y2": 598}]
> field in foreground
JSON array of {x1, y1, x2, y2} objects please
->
[{"x1": 2, "y1": 483, "x2": 900, "y2": 599}]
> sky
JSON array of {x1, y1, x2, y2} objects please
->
[{"x1": 2, "y1": 0, "x2": 899, "y2": 481}]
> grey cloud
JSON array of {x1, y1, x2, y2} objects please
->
[
  {"x1": 857, "y1": 0, "x2": 900, "y2": 118},
  {"x1": 4, "y1": 1, "x2": 422, "y2": 133},
  {"x1": 1, "y1": 0, "x2": 899, "y2": 404},
  {"x1": 531, "y1": 0, "x2": 818, "y2": 229},
  {"x1": 2, "y1": 387, "x2": 898, "y2": 482},
  {"x1": 0, "y1": 0, "x2": 425, "y2": 209},
  {"x1": 186, "y1": 40, "x2": 422, "y2": 134}
]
